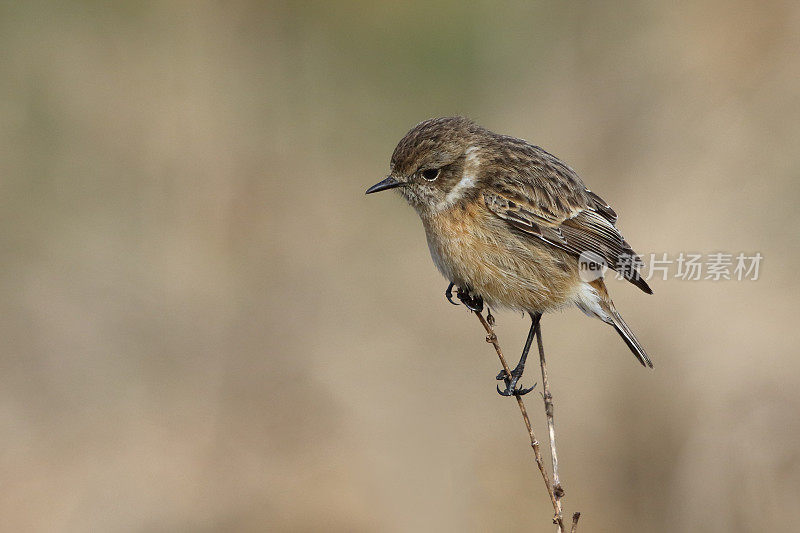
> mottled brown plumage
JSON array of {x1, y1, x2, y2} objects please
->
[{"x1": 367, "y1": 116, "x2": 653, "y2": 368}]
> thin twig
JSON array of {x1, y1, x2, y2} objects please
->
[
  {"x1": 473, "y1": 311, "x2": 565, "y2": 532},
  {"x1": 570, "y1": 512, "x2": 581, "y2": 533},
  {"x1": 536, "y1": 320, "x2": 564, "y2": 523}
]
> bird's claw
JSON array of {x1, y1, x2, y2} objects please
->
[
  {"x1": 456, "y1": 287, "x2": 484, "y2": 313},
  {"x1": 496, "y1": 380, "x2": 536, "y2": 397},
  {"x1": 444, "y1": 283, "x2": 484, "y2": 313},
  {"x1": 496, "y1": 367, "x2": 535, "y2": 396},
  {"x1": 445, "y1": 283, "x2": 459, "y2": 306}
]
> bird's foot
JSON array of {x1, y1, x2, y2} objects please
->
[
  {"x1": 456, "y1": 286, "x2": 483, "y2": 313},
  {"x1": 496, "y1": 368, "x2": 536, "y2": 397}
]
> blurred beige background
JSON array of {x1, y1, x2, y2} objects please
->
[{"x1": 2, "y1": 1, "x2": 799, "y2": 531}]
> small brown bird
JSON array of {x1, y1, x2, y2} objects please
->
[{"x1": 366, "y1": 117, "x2": 653, "y2": 395}]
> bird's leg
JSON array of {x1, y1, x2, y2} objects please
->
[
  {"x1": 497, "y1": 312, "x2": 541, "y2": 396},
  {"x1": 445, "y1": 282, "x2": 459, "y2": 306},
  {"x1": 456, "y1": 285, "x2": 483, "y2": 313}
]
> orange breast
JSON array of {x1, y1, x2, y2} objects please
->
[{"x1": 422, "y1": 201, "x2": 580, "y2": 312}]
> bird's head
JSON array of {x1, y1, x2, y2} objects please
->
[{"x1": 366, "y1": 116, "x2": 488, "y2": 215}]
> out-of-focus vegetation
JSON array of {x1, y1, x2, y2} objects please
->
[{"x1": 1, "y1": 1, "x2": 798, "y2": 531}]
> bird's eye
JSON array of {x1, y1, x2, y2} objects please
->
[{"x1": 421, "y1": 168, "x2": 440, "y2": 181}]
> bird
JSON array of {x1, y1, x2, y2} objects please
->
[{"x1": 366, "y1": 116, "x2": 653, "y2": 395}]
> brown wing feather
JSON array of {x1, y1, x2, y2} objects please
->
[
  {"x1": 585, "y1": 189, "x2": 618, "y2": 223},
  {"x1": 482, "y1": 148, "x2": 652, "y2": 295}
]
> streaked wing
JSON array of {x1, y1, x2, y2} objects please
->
[
  {"x1": 482, "y1": 151, "x2": 651, "y2": 293},
  {"x1": 585, "y1": 189, "x2": 617, "y2": 223}
]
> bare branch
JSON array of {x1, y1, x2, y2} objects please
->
[
  {"x1": 536, "y1": 320, "x2": 564, "y2": 522},
  {"x1": 570, "y1": 512, "x2": 581, "y2": 533},
  {"x1": 472, "y1": 311, "x2": 566, "y2": 532}
]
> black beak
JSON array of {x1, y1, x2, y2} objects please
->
[{"x1": 365, "y1": 176, "x2": 403, "y2": 194}]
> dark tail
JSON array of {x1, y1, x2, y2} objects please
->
[
  {"x1": 589, "y1": 279, "x2": 653, "y2": 368},
  {"x1": 608, "y1": 309, "x2": 653, "y2": 368}
]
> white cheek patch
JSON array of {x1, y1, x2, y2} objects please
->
[
  {"x1": 442, "y1": 172, "x2": 476, "y2": 205},
  {"x1": 435, "y1": 146, "x2": 480, "y2": 212}
]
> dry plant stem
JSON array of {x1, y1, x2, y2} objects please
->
[
  {"x1": 473, "y1": 311, "x2": 566, "y2": 532},
  {"x1": 570, "y1": 513, "x2": 581, "y2": 533},
  {"x1": 536, "y1": 320, "x2": 564, "y2": 522}
]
